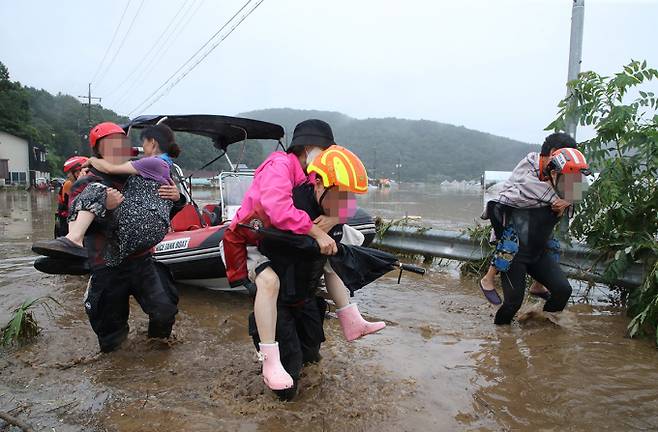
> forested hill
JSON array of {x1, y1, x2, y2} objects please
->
[
  {"x1": 0, "y1": 60, "x2": 538, "y2": 180},
  {"x1": 0, "y1": 62, "x2": 128, "y2": 172},
  {"x1": 240, "y1": 108, "x2": 539, "y2": 181},
  {"x1": 0, "y1": 61, "x2": 251, "y2": 174}
]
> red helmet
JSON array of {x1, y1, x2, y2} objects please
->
[
  {"x1": 89, "y1": 122, "x2": 125, "y2": 148},
  {"x1": 545, "y1": 148, "x2": 591, "y2": 177},
  {"x1": 63, "y1": 156, "x2": 88, "y2": 173}
]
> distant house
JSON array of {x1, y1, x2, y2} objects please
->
[
  {"x1": 0, "y1": 130, "x2": 50, "y2": 186},
  {"x1": 29, "y1": 142, "x2": 50, "y2": 185},
  {"x1": 481, "y1": 170, "x2": 512, "y2": 189}
]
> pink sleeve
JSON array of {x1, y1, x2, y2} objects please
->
[{"x1": 259, "y1": 160, "x2": 313, "y2": 234}]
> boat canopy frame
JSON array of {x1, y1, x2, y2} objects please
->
[
  {"x1": 124, "y1": 114, "x2": 285, "y2": 151},
  {"x1": 125, "y1": 114, "x2": 285, "y2": 226}
]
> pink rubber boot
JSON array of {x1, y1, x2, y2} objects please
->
[
  {"x1": 336, "y1": 303, "x2": 386, "y2": 341},
  {"x1": 258, "y1": 342, "x2": 293, "y2": 390}
]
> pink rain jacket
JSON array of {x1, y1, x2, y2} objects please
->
[
  {"x1": 224, "y1": 151, "x2": 313, "y2": 286},
  {"x1": 228, "y1": 151, "x2": 313, "y2": 234}
]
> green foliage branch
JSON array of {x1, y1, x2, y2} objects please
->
[{"x1": 547, "y1": 60, "x2": 658, "y2": 343}]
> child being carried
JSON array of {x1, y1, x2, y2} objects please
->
[{"x1": 33, "y1": 124, "x2": 181, "y2": 266}]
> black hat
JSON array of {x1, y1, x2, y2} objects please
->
[{"x1": 287, "y1": 119, "x2": 336, "y2": 152}]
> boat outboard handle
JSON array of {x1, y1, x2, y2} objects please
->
[{"x1": 399, "y1": 263, "x2": 426, "y2": 275}]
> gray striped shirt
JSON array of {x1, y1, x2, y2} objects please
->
[{"x1": 482, "y1": 152, "x2": 558, "y2": 219}]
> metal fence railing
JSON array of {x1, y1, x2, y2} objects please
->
[{"x1": 374, "y1": 225, "x2": 645, "y2": 288}]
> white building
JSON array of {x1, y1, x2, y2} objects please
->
[
  {"x1": 0, "y1": 130, "x2": 29, "y2": 185},
  {"x1": 0, "y1": 130, "x2": 50, "y2": 186}
]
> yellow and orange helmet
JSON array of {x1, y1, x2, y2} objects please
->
[{"x1": 307, "y1": 145, "x2": 369, "y2": 194}]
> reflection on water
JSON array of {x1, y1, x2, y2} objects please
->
[
  {"x1": 360, "y1": 183, "x2": 484, "y2": 230},
  {"x1": 470, "y1": 306, "x2": 658, "y2": 430},
  {"x1": 0, "y1": 190, "x2": 54, "y2": 259},
  {"x1": 1, "y1": 189, "x2": 658, "y2": 432}
]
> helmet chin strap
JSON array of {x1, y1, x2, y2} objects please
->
[
  {"x1": 318, "y1": 185, "x2": 335, "y2": 208},
  {"x1": 550, "y1": 172, "x2": 565, "y2": 199}
]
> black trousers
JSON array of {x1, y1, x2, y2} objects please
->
[
  {"x1": 84, "y1": 255, "x2": 179, "y2": 352},
  {"x1": 495, "y1": 253, "x2": 572, "y2": 325},
  {"x1": 54, "y1": 214, "x2": 69, "y2": 238},
  {"x1": 249, "y1": 297, "x2": 326, "y2": 400}
]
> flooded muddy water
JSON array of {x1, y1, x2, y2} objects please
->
[{"x1": 1, "y1": 188, "x2": 658, "y2": 431}]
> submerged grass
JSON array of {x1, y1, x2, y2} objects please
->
[
  {"x1": 1, "y1": 296, "x2": 60, "y2": 347},
  {"x1": 374, "y1": 215, "x2": 427, "y2": 240},
  {"x1": 459, "y1": 223, "x2": 494, "y2": 278}
]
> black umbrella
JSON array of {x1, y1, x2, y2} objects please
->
[
  {"x1": 329, "y1": 244, "x2": 398, "y2": 293},
  {"x1": 240, "y1": 224, "x2": 425, "y2": 294}
]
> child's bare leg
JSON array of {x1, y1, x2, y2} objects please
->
[
  {"x1": 480, "y1": 265, "x2": 497, "y2": 291},
  {"x1": 253, "y1": 267, "x2": 280, "y2": 344},
  {"x1": 324, "y1": 271, "x2": 350, "y2": 308},
  {"x1": 325, "y1": 270, "x2": 385, "y2": 341},
  {"x1": 253, "y1": 267, "x2": 292, "y2": 390},
  {"x1": 65, "y1": 210, "x2": 95, "y2": 247}
]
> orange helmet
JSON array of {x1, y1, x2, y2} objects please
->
[
  {"x1": 544, "y1": 147, "x2": 591, "y2": 177},
  {"x1": 307, "y1": 145, "x2": 369, "y2": 194}
]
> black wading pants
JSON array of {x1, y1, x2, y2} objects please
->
[
  {"x1": 495, "y1": 252, "x2": 572, "y2": 325},
  {"x1": 84, "y1": 255, "x2": 179, "y2": 352}
]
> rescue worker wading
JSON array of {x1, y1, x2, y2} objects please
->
[
  {"x1": 70, "y1": 122, "x2": 185, "y2": 352},
  {"x1": 54, "y1": 156, "x2": 88, "y2": 237},
  {"x1": 483, "y1": 146, "x2": 592, "y2": 324},
  {"x1": 223, "y1": 120, "x2": 383, "y2": 391},
  {"x1": 248, "y1": 145, "x2": 379, "y2": 400}
]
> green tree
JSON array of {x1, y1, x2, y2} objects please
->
[
  {"x1": 0, "y1": 61, "x2": 31, "y2": 137},
  {"x1": 547, "y1": 60, "x2": 658, "y2": 343}
]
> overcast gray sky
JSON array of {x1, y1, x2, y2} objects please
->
[{"x1": 1, "y1": 0, "x2": 657, "y2": 144}]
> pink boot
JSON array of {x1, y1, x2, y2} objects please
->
[
  {"x1": 258, "y1": 342, "x2": 293, "y2": 390},
  {"x1": 336, "y1": 303, "x2": 386, "y2": 342}
]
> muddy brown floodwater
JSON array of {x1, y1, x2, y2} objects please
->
[{"x1": 1, "y1": 188, "x2": 658, "y2": 432}]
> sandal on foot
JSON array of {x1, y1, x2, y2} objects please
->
[
  {"x1": 32, "y1": 237, "x2": 87, "y2": 259},
  {"x1": 479, "y1": 280, "x2": 502, "y2": 305}
]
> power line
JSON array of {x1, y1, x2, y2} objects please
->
[
  {"x1": 104, "y1": 0, "x2": 192, "y2": 101},
  {"x1": 112, "y1": 0, "x2": 206, "y2": 111},
  {"x1": 94, "y1": 0, "x2": 147, "y2": 89},
  {"x1": 119, "y1": 0, "x2": 206, "y2": 107},
  {"x1": 168, "y1": 0, "x2": 206, "y2": 50},
  {"x1": 111, "y1": 0, "x2": 206, "y2": 109},
  {"x1": 90, "y1": 0, "x2": 132, "y2": 84},
  {"x1": 128, "y1": 0, "x2": 262, "y2": 116},
  {"x1": 128, "y1": 0, "x2": 253, "y2": 115}
]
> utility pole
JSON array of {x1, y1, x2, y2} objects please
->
[
  {"x1": 565, "y1": 0, "x2": 585, "y2": 139},
  {"x1": 78, "y1": 83, "x2": 102, "y2": 127},
  {"x1": 77, "y1": 83, "x2": 102, "y2": 154},
  {"x1": 561, "y1": 0, "x2": 585, "y2": 237},
  {"x1": 396, "y1": 151, "x2": 402, "y2": 184}
]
